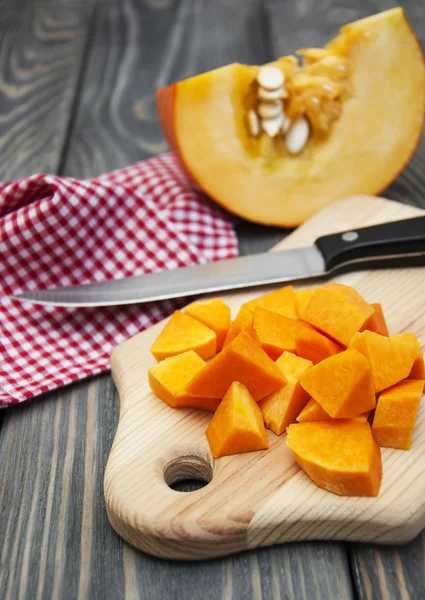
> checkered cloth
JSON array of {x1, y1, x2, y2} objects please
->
[{"x1": 0, "y1": 153, "x2": 238, "y2": 408}]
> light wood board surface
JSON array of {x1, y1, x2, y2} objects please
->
[{"x1": 106, "y1": 195, "x2": 425, "y2": 560}]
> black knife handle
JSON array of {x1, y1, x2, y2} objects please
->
[{"x1": 315, "y1": 216, "x2": 425, "y2": 271}]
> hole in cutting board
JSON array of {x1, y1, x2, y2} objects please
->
[{"x1": 163, "y1": 449, "x2": 213, "y2": 493}]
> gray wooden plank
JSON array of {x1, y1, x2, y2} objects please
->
[
  {"x1": 0, "y1": 0, "x2": 95, "y2": 181},
  {"x1": 349, "y1": 539, "x2": 425, "y2": 600}
]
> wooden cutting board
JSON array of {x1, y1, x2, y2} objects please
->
[{"x1": 105, "y1": 195, "x2": 425, "y2": 560}]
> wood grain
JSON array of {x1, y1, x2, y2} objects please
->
[
  {"x1": 0, "y1": 0, "x2": 95, "y2": 181},
  {"x1": 106, "y1": 196, "x2": 425, "y2": 560}
]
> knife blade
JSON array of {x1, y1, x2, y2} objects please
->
[{"x1": 10, "y1": 216, "x2": 425, "y2": 307}]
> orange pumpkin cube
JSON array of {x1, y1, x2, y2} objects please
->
[
  {"x1": 287, "y1": 421, "x2": 382, "y2": 497},
  {"x1": 185, "y1": 298, "x2": 231, "y2": 351},
  {"x1": 294, "y1": 288, "x2": 317, "y2": 318},
  {"x1": 186, "y1": 332, "x2": 285, "y2": 401},
  {"x1": 222, "y1": 305, "x2": 253, "y2": 348},
  {"x1": 294, "y1": 321, "x2": 342, "y2": 364},
  {"x1": 408, "y1": 351, "x2": 425, "y2": 388},
  {"x1": 150, "y1": 310, "x2": 216, "y2": 361},
  {"x1": 299, "y1": 349, "x2": 376, "y2": 418},
  {"x1": 252, "y1": 308, "x2": 299, "y2": 359},
  {"x1": 363, "y1": 303, "x2": 389, "y2": 336},
  {"x1": 206, "y1": 382, "x2": 268, "y2": 458},
  {"x1": 296, "y1": 398, "x2": 369, "y2": 423},
  {"x1": 349, "y1": 330, "x2": 420, "y2": 393},
  {"x1": 260, "y1": 352, "x2": 313, "y2": 435},
  {"x1": 148, "y1": 351, "x2": 220, "y2": 411},
  {"x1": 243, "y1": 285, "x2": 297, "y2": 320},
  {"x1": 300, "y1": 286, "x2": 374, "y2": 347},
  {"x1": 372, "y1": 379, "x2": 424, "y2": 450}
]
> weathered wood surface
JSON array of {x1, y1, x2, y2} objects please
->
[
  {"x1": 0, "y1": 0, "x2": 425, "y2": 598},
  {"x1": 0, "y1": 0, "x2": 95, "y2": 181}
]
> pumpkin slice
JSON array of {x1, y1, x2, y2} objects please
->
[
  {"x1": 243, "y1": 286, "x2": 297, "y2": 319},
  {"x1": 206, "y1": 382, "x2": 268, "y2": 458},
  {"x1": 363, "y1": 303, "x2": 389, "y2": 336},
  {"x1": 148, "y1": 351, "x2": 220, "y2": 411},
  {"x1": 223, "y1": 305, "x2": 253, "y2": 348},
  {"x1": 299, "y1": 348, "x2": 376, "y2": 418},
  {"x1": 300, "y1": 286, "x2": 374, "y2": 346},
  {"x1": 260, "y1": 352, "x2": 312, "y2": 435},
  {"x1": 157, "y1": 8, "x2": 425, "y2": 226},
  {"x1": 287, "y1": 421, "x2": 382, "y2": 496},
  {"x1": 372, "y1": 379, "x2": 424, "y2": 450},
  {"x1": 349, "y1": 331, "x2": 420, "y2": 392},
  {"x1": 297, "y1": 398, "x2": 369, "y2": 423},
  {"x1": 150, "y1": 310, "x2": 216, "y2": 361},
  {"x1": 186, "y1": 332, "x2": 285, "y2": 401},
  {"x1": 186, "y1": 298, "x2": 231, "y2": 351}
]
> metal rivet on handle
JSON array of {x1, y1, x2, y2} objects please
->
[{"x1": 341, "y1": 231, "x2": 359, "y2": 242}]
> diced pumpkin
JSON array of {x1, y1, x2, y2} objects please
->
[
  {"x1": 297, "y1": 398, "x2": 369, "y2": 423},
  {"x1": 243, "y1": 285, "x2": 297, "y2": 319},
  {"x1": 186, "y1": 332, "x2": 286, "y2": 401},
  {"x1": 294, "y1": 288, "x2": 316, "y2": 318},
  {"x1": 299, "y1": 348, "x2": 376, "y2": 418},
  {"x1": 223, "y1": 305, "x2": 253, "y2": 348},
  {"x1": 372, "y1": 379, "x2": 424, "y2": 450},
  {"x1": 252, "y1": 308, "x2": 299, "y2": 359},
  {"x1": 206, "y1": 382, "x2": 269, "y2": 458},
  {"x1": 251, "y1": 308, "x2": 342, "y2": 364},
  {"x1": 349, "y1": 330, "x2": 420, "y2": 392},
  {"x1": 286, "y1": 421, "x2": 382, "y2": 497},
  {"x1": 408, "y1": 351, "x2": 425, "y2": 388},
  {"x1": 363, "y1": 303, "x2": 389, "y2": 336},
  {"x1": 185, "y1": 298, "x2": 231, "y2": 351},
  {"x1": 260, "y1": 352, "x2": 312, "y2": 435},
  {"x1": 300, "y1": 286, "x2": 374, "y2": 346},
  {"x1": 148, "y1": 351, "x2": 220, "y2": 411},
  {"x1": 324, "y1": 283, "x2": 372, "y2": 314},
  {"x1": 150, "y1": 310, "x2": 216, "y2": 361},
  {"x1": 295, "y1": 321, "x2": 342, "y2": 364}
]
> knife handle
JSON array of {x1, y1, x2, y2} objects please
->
[{"x1": 315, "y1": 216, "x2": 425, "y2": 271}]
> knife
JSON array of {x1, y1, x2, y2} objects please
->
[{"x1": 10, "y1": 216, "x2": 425, "y2": 307}]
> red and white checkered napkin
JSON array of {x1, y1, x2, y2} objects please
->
[{"x1": 0, "y1": 153, "x2": 238, "y2": 408}]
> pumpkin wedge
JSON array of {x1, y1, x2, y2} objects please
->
[
  {"x1": 148, "y1": 351, "x2": 220, "y2": 411},
  {"x1": 260, "y1": 352, "x2": 312, "y2": 435},
  {"x1": 157, "y1": 8, "x2": 425, "y2": 226},
  {"x1": 372, "y1": 379, "x2": 424, "y2": 450},
  {"x1": 186, "y1": 332, "x2": 285, "y2": 401},
  {"x1": 150, "y1": 310, "x2": 217, "y2": 361},
  {"x1": 206, "y1": 382, "x2": 268, "y2": 458},
  {"x1": 299, "y1": 348, "x2": 376, "y2": 418},
  {"x1": 287, "y1": 421, "x2": 382, "y2": 497},
  {"x1": 349, "y1": 331, "x2": 420, "y2": 392},
  {"x1": 297, "y1": 398, "x2": 369, "y2": 423},
  {"x1": 186, "y1": 298, "x2": 231, "y2": 351}
]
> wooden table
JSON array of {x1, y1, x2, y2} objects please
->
[{"x1": 1, "y1": 1, "x2": 425, "y2": 598}]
